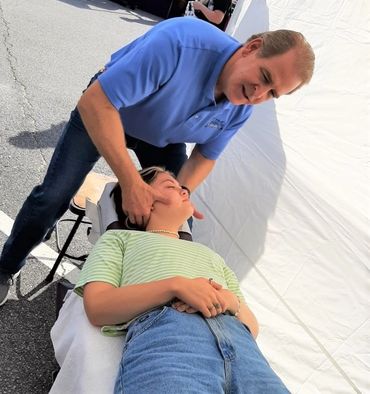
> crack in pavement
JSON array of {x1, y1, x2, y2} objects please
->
[{"x1": 0, "y1": 1, "x2": 47, "y2": 165}]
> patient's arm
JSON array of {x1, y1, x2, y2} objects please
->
[
  {"x1": 83, "y1": 276, "x2": 227, "y2": 326},
  {"x1": 238, "y1": 303, "x2": 259, "y2": 339},
  {"x1": 84, "y1": 279, "x2": 175, "y2": 326}
]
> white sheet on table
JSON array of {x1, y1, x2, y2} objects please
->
[{"x1": 50, "y1": 291, "x2": 124, "y2": 394}]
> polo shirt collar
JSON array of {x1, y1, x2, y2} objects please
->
[{"x1": 206, "y1": 42, "x2": 242, "y2": 105}]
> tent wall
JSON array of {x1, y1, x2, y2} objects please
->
[{"x1": 192, "y1": 1, "x2": 370, "y2": 392}]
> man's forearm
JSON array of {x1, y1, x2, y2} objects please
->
[
  {"x1": 195, "y1": 3, "x2": 225, "y2": 24},
  {"x1": 177, "y1": 146, "x2": 215, "y2": 192},
  {"x1": 77, "y1": 80, "x2": 141, "y2": 188}
]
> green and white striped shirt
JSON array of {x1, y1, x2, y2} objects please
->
[{"x1": 75, "y1": 230, "x2": 244, "y2": 335}]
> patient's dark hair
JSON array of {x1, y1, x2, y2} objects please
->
[{"x1": 109, "y1": 166, "x2": 170, "y2": 231}]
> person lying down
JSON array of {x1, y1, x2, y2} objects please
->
[{"x1": 70, "y1": 166, "x2": 289, "y2": 393}]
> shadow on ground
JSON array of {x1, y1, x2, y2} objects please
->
[
  {"x1": 8, "y1": 122, "x2": 66, "y2": 150},
  {"x1": 119, "y1": 14, "x2": 157, "y2": 25},
  {"x1": 57, "y1": 0, "x2": 160, "y2": 25},
  {"x1": 57, "y1": 0, "x2": 127, "y2": 11}
]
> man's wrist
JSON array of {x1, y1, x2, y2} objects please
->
[{"x1": 118, "y1": 167, "x2": 143, "y2": 190}]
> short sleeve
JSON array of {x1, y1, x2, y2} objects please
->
[
  {"x1": 98, "y1": 30, "x2": 179, "y2": 110},
  {"x1": 74, "y1": 231, "x2": 125, "y2": 296},
  {"x1": 213, "y1": 0, "x2": 231, "y2": 13},
  {"x1": 222, "y1": 264, "x2": 246, "y2": 303},
  {"x1": 197, "y1": 105, "x2": 253, "y2": 160}
]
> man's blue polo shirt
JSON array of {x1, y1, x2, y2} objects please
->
[{"x1": 98, "y1": 17, "x2": 252, "y2": 160}]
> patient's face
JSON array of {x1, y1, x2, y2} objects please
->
[{"x1": 150, "y1": 173, "x2": 194, "y2": 218}]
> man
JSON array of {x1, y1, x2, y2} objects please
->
[{"x1": 0, "y1": 17, "x2": 314, "y2": 306}]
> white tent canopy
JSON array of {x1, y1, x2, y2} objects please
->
[{"x1": 193, "y1": 1, "x2": 369, "y2": 392}]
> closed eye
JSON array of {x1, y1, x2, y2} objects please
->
[
  {"x1": 261, "y1": 69, "x2": 278, "y2": 98},
  {"x1": 166, "y1": 184, "x2": 183, "y2": 191},
  {"x1": 262, "y1": 72, "x2": 270, "y2": 85},
  {"x1": 160, "y1": 179, "x2": 180, "y2": 189}
]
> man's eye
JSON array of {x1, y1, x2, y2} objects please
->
[{"x1": 262, "y1": 73, "x2": 269, "y2": 84}]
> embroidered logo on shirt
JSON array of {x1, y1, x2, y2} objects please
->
[{"x1": 206, "y1": 118, "x2": 225, "y2": 130}]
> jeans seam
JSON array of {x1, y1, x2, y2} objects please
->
[{"x1": 224, "y1": 360, "x2": 232, "y2": 394}]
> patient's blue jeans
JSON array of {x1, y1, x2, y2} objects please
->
[
  {"x1": 114, "y1": 307, "x2": 289, "y2": 394},
  {"x1": 0, "y1": 74, "x2": 187, "y2": 275}
]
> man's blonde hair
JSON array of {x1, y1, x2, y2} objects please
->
[{"x1": 247, "y1": 30, "x2": 315, "y2": 89}]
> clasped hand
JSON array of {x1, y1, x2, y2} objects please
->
[{"x1": 172, "y1": 277, "x2": 236, "y2": 318}]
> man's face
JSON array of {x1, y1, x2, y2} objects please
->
[{"x1": 217, "y1": 39, "x2": 302, "y2": 105}]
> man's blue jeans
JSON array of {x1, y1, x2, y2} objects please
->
[
  {"x1": 0, "y1": 75, "x2": 188, "y2": 275},
  {"x1": 114, "y1": 307, "x2": 289, "y2": 393}
]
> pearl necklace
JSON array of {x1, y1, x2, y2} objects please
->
[{"x1": 147, "y1": 229, "x2": 179, "y2": 239}]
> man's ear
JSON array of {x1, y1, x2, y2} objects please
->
[{"x1": 242, "y1": 38, "x2": 263, "y2": 56}]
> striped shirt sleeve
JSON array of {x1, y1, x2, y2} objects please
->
[
  {"x1": 222, "y1": 263, "x2": 246, "y2": 303},
  {"x1": 74, "y1": 231, "x2": 125, "y2": 297}
]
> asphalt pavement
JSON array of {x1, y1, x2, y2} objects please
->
[{"x1": 0, "y1": 1, "x2": 160, "y2": 392}]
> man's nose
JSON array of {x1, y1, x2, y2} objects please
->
[{"x1": 250, "y1": 85, "x2": 270, "y2": 102}]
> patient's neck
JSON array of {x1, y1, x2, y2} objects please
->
[{"x1": 146, "y1": 216, "x2": 181, "y2": 238}]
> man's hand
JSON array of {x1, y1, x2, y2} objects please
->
[
  {"x1": 121, "y1": 179, "x2": 170, "y2": 227},
  {"x1": 176, "y1": 146, "x2": 215, "y2": 221},
  {"x1": 193, "y1": 208, "x2": 204, "y2": 220}
]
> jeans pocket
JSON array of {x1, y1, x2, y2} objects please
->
[
  {"x1": 241, "y1": 322, "x2": 252, "y2": 334},
  {"x1": 125, "y1": 306, "x2": 169, "y2": 345}
]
